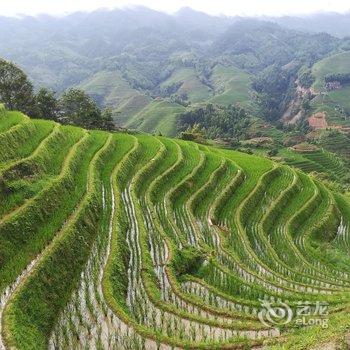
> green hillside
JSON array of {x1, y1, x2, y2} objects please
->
[
  {"x1": 114, "y1": 94, "x2": 152, "y2": 125},
  {"x1": 312, "y1": 51, "x2": 350, "y2": 92},
  {"x1": 210, "y1": 64, "x2": 252, "y2": 106},
  {"x1": 310, "y1": 51, "x2": 350, "y2": 127},
  {"x1": 327, "y1": 85, "x2": 350, "y2": 111},
  {"x1": 126, "y1": 99, "x2": 186, "y2": 137},
  {"x1": 77, "y1": 66, "x2": 253, "y2": 137},
  {"x1": 160, "y1": 67, "x2": 212, "y2": 103},
  {"x1": 1, "y1": 110, "x2": 350, "y2": 349},
  {"x1": 77, "y1": 70, "x2": 152, "y2": 125}
]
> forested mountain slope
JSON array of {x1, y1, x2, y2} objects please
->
[
  {"x1": 1, "y1": 108, "x2": 350, "y2": 349},
  {"x1": 0, "y1": 8, "x2": 345, "y2": 135}
]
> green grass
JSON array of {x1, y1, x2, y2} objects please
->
[
  {"x1": 0, "y1": 114, "x2": 54, "y2": 166},
  {"x1": 0, "y1": 111, "x2": 26, "y2": 133},
  {"x1": 0, "y1": 124, "x2": 83, "y2": 217},
  {"x1": 3, "y1": 131, "x2": 112, "y2": 348},
  {"x1": 328, "y1": 84, "x2": 350, "y2": 111},
  {"x1": 0, "y1": 129, "x2": 94, "y2": 294}
]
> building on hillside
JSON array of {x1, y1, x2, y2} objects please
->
[
  {"x1": 308, "y1": 112, "x2": 328, "y2": 130},
  {"x1": 325, "y1": 81, "x2": 341, "y2": 91},
  {"x1": 340, "y1": 127, "x2": 350, "y2": 134}
]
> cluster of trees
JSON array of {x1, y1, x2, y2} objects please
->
[
  {"x1": 252, "y1": 64, "x2": 293, "y2": 121},
  {"x1": 178, "y1": 124, "x2": 206, "y2": 143},
  {"x1": 298, "y1": 66, "x2": 315, "y2": 88},
  {"x1": 0, "y1": 59, "x2": 114, "y2": 130},
  {"x1": 0, "y1": 58, "x2": 35, "y2": 116},
  {"x1": 178, "y1": 103, "x2": 250, "y2": 140},
  {"x1": 159, "y1": 81, "x2": 190, "y2": 106},
  {"x1": 325, "y1": 73, "x2": 350, "y2": 84}
]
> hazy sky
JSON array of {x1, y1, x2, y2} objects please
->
[{"x1": 0, "y1": 0, "x2": 349, "y2": 17}]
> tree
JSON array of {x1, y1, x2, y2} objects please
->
[
  {"x1": 301, "y1": 98, "x2": 311, "y2": 113},
  {"x1": 298, "y1": 66, "x2": 314, "y2": 88},
  {"x1": 179, "y1": 124, "x2": 206, "y2": 143},
  {"x1": 59, "y1": 88, "x2": 101, "y2": 128},
  {"x1": 35, "y1": 88, "x2": 59, "y2": 120},
  {"x1": 59, "y1": 88, "x2": 115, "y2": 130},
  {"x1": 228, "y1": 137, "x2": 241, "y2": 148},
  {"x1": 178, "y1": 104, "x2": 249, "y2": 140},
  {"x1": 0, "y1": 58, "x2": 35, "y2": 115},
  {"x1": 252, "y1": 64, "x2": 292, "y2": 121},
  {"x1": 171, "y1": 245, "x2": 205, "y2": 277},
  {"x1": 295, "y1": 118, "x2": 311, "y2": 134},
  {"x1": 325, "y1": 73, "x2": 350, "y2": 84},
  {"x1": 100, "y1": 108, "x2": 115, "y2": 130},
  {"x1": 267, "y1": 148, "x2": 278, "y2": 157}
]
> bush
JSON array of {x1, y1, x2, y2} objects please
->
[
  {"x1": 267, "y1": 148, "x2": 278, "y2": 157},
  {"x1": 171, "y1": 246, "x2": 205, "y2": 277}
]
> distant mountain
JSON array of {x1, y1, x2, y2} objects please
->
[
  {"x1": 0, "y1": 7, "x2": 347, "y2": 134},
  {"x1": 212, "y1": 19, "x2": 339, "y2": 71},
  {"x1": 268, "y1": 12, "x2": 350, "y2": 38},
  {"x1": 0, "y1": 7, "x2": 235, "y2": 92},
  {"x1": 174, "y1": 7, "x2": 235, "y2": 36},
  {"x1": 0, "y1": 9, "x2": 343, "y2": 87}
]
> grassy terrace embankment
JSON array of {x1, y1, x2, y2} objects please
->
[{"x1": 1, "y1": 110, "x2": 350, "y2": 349}]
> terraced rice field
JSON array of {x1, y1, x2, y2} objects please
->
[
  {"x1": 1, "y1": 110, "x2": 350, "y2": 349},
  {"x1": 283, "y1": 148, "x2": 346, "y2": 183}
]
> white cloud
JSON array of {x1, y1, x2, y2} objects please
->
[{"x1": 0, "y1": 0, "x2": 349, "y2": 17}]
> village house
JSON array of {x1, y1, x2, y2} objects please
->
[
  {"x1": 325, "y1": 81, "x2": 341, "y2": 91},
  {"x1": 308, "y1": 112, "x2": 328, "y2": 130}
]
